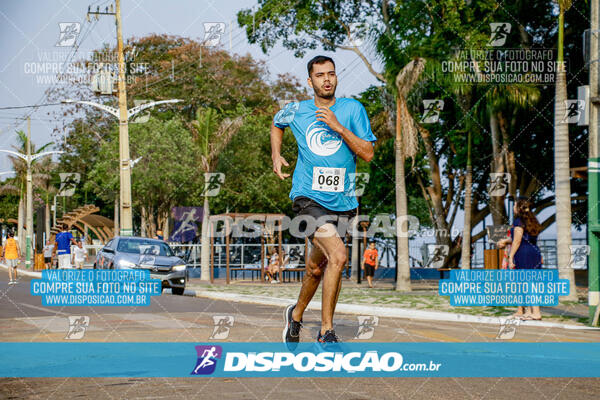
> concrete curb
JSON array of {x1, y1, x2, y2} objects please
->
[
  {"x1": 189, "y1": 287, "x2": 600, "y2": 331},
  {"x1": 0, "y1": 263, "x2": 42, "y2": 278}
]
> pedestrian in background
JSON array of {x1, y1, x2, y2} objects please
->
[
  {"x1": 54, "y1": 225, "x2": 76, "y2": 269},
  {"x1": 2, "y1": 232, "x2": 21, "y2": 284},
  {"x1": 72, "y1": 240, "x2": 87, "y2": 269},
  {"x1": 267, "y1": 250, "x2": 281, "y2": 283},
  {"x1": 43, "y1": 240, "x2": 54, "y2": 269},
  {"x1": 362, "y1": 241, "x2": 379, "y2": 288},
  {"x1": 497, "y1": 198, "x2": 543, "y2": 320}
]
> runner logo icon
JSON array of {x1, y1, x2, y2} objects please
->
[{"x1": 191, "y1": 345, "x2": 222, "y2": 375}]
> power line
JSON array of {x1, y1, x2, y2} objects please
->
[{"x1": 0, "y1": 103, "x2": 64, "y2": 111}]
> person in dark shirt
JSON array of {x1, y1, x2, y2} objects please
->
[{"x1": 497, "y1": 198, "x2": 543, "y2": 320}]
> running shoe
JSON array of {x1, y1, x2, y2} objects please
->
[
  {"x1": 317, "y1": 329, "x2": 340, "y2": 343},
  {"x1": 283, "y1": 304, "x2": 302, "y2": 349}
]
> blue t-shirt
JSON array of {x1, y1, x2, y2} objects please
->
[
  {"x1": 273, "y1": 98, "x2": 377, "y2": 211},
  {"x1": 55, "y1": 231, "x2": 74, "y2": 254}
]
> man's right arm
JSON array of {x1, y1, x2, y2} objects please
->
[{"x1": 271, "y1": 123, "x2": 290, "y2": 180}]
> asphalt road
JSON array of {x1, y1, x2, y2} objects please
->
[{"x1": 1, "y1": 276, "x2": 599, "y2": 399}]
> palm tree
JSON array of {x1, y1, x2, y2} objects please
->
[
  {"x1": 32, "y1": 156, "x2": 58, "y2": 240},
  {"x1": 554, "y1": 0, "x2": 578, "y2": 301},
  {"x1": 191, "y1": 107, "x2": 244, "y2": 281},
  {"x1": 394, "y1": 58, "x2": 426, "y2": 291}
]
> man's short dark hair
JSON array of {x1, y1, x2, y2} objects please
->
[{"x1": 307, "y1": 55, "x2": 335, "y2": 76}]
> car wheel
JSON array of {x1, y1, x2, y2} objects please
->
[{"x1": 172, "y1": 287, "x2": 184, "y2": 295}]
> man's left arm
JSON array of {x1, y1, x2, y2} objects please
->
[{"x1": 316, "y1": 106, "x2": 375, "y2": 162}]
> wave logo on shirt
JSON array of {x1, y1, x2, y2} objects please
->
[{"x1": 306, "y1": 121, "x2": 343, "y2": 156}]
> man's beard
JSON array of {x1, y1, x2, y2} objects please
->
[{"x1": 314, "y1": 84, "x2": 336, "y2": 99}]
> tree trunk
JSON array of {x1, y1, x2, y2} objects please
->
[
  {"x1": 17, "y1": 195, "x2": 24, "y2": 250},
  {"x1": 200, "y1": 193, "x2": 211, "y2": 281},
  {"x1": 461, "y1": 169, "x2": 473, "y2": 267},
  {"x1": 351, "y1": 224, "x2": 359, "y2": 279},
  {"x1": 114, "y1": 196, "x2": 119, "y2": 236},
  {"x1": 147, "y1": 206, "x2": 157, "y2": 238},
  {"x1": 162, "y1": 210, "x2": 170, "y2": 241},
  {"x1": 419, "y1": 127, "x2": 450, "y2": 244},
  {"x1": 499, "y1": 112, "x2": 518, "y2": 198},
  {"x1": 45, "y1": 200, "x2": 50, "y2": 241},
  {"x1": 395, "y1": 97, "x2": 412, "y2": 291},
  {"x1": 554, "y1": 9, "x2": 577, "y2": 301},
  {"x1": 490, "y1": 112, "x2": 506, "y2": 225},
  {"x1": 140, "y1": 206, "x2": 147, "y2": 237},
  {"x1": 461, "y1": 127, "x2": 473, "y2": 269}
]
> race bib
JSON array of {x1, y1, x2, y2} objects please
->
[{"x1": 312, "y1": 167, "x2": 345, "y2": 192}]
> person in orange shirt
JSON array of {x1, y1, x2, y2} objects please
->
[
  {"x1": 2, "y1": 232, "x2": 21, "y2": 284},
  {"x1": 362, "y1": 241, "x2": 379, "y2": 288}
]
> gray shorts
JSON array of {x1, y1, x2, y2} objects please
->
[{"x1": 5, "y1": 259, "x2": 18, "y2": 268}]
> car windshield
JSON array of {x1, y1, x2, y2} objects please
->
[{"x1": 117, "y1": 239, "x2": 174, "y2": 256}]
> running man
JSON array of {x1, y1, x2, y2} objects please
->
[
  {"x1": 2, "y1": 232, "x2": 21, "y2": 284},
  {"x1": 193, "y1": 346, "x2": 218, "y2": 374},
  {"x1": 273, "y1": 55, "x2": 376, "y2": 345}
]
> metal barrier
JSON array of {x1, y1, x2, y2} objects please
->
[{"x1": 169, "y1": 237, "x2": 589, "y2": 277}]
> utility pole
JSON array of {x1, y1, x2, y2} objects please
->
[
  {"x1": 26, "y1": 117, "x2": 33, "y2": 269},
  {"x1": 115, "y1": 0, "x2": 133, "y2": 236},
  {"x1": 85, "y1": 0, "x2": 132, "y2": 236},
  {"x1": 589, "y1": 0, "x2": 600, "y2": 325},
  {"x1": 71, "y1": 2, "x2": 182, "y2": 237}
]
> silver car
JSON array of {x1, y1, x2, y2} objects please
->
[{"x1": 94, "y1": 236, "x2": 187, "y2": 295}]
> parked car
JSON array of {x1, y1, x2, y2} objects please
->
[{"x1": 94, "y1": 236, "x2": 187, "y2": 295}]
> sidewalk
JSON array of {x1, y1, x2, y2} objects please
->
[
  {"x1": 0, "y1": 262, "x2": 95, "y2": 279},
  {"x1": 0, "y1": 263, "x2": 41, "y2": 278},
  {"x1": 187, "y1": 278, "x2": 598, "y2": 330}
]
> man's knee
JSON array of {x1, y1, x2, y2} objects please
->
[
  {"x1": 328, "y1": 249, "x2": 347, "y2": 270},
  {"x1": 306, "y1": 258, "x2": 325, "y2": 278}
]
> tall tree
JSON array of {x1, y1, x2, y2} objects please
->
[
  {"x1": 554, "y1": 0, "x2": 577, "y2": 300},
  {"x1": 191, "y1": 107, "x2": 244, "y2": 281}
]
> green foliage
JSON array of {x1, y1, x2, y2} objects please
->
[
  {"x1": 0, "y1": 192, "x2": 18, "y2": 222},
  {"x1": 86, "y1": 117, "x2": 199, "y2": 215},
  {"x1": 54, "y1": 34, "x2": 307, "y2": 224},
  {"x1": 210, "y1": 113, "x2": 297, "y2": 214},
  {"x1": 360, "y1": 137, "x2": 430, "y2": 224}
]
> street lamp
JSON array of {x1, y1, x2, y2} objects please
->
[
  {"x1": 61, "y1": 98, "x2": 181, "y2": 237},
  {"x1": 0, "y1": 143, "x2": 63, "y2": 269}
]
